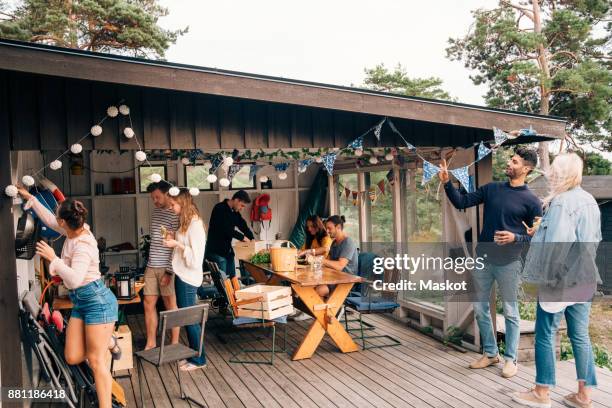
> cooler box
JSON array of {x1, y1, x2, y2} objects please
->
[{"x1": 235, "y1": 284, "x2": 293, "y2": 320}]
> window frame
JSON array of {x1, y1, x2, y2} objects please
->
[
  {"x1": 184, "y1": 163, "x2": 214, "y2": 191},
  {"x1": 139, "y1": 164, "x2": 168, "y2": 193},
  {"x1": 229, "y1": 163, "x2": 257, "y2": 190}
]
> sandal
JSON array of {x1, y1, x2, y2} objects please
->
[{"x1": 109, "y1": 335, "x2": 122, "y2": 361}]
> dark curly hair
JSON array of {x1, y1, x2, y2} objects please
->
[{"x1": 57, "y1": 199, "x2": 88, "y2": 230}]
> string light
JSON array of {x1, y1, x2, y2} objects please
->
[
  {"x1": 219, "y1": 177, "x2": 230, "y2": 187},
  {"x1": 123, "y1": 127, "x2": 134, "y2": 139},
  {"x1": 107, "y1": 106, "x2": 119, "y2": 117},
  {"x1": 22, "y1": 175, "x2": 35, "y2": 187},
  {"x1": 169, "y1": 186, "x2": 180, "y2": 196},
  {"x1": 259, "y1": 176, "x2": 269, "y2": 183},
  {"x1": 206, "y1": 174, "x2": 218, "y2": 183},
  {"x1": 119, "y1": 105, "x2": 130, "y2": 115},
  {"x1": 278, "y1": 172, "x2": 288, "y2": 180},
  {"x1": 5, "y1": 185, "x2": 18, "y2": 197},
  {"x1": 50, "y1": 160, "x2": 62, "y2": 170},
  {"x1": 91, "y1": 125, "x2": 103, "y2": 137},
  {"x1": 135, "y1": 151, "x2": 147, "y2": 162},
  {"x1": 70, "y1": 143, "x2": 83, "y2": 154},
  {"x1": 149, "y1": 173, "x2": 162, "y2": 183},
  {"x1": 189, "y1": 187, "x2": 200, "y2": 196}
]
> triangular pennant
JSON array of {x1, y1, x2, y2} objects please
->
[
  {"x1": 519, "y1": 125, "x2": 536, "y2": 136},
  {"x1": 352, "y1": 191, "x2": 358, "y2": 206},
  {"x1": 210, "y1": 155, "x2": 223, "y2": 173},
  {"x1": 368, "y1": 186, "x2": 377, "y2": 203},
  {"x1": 421, "y1": 160, "x2": 440, "y2": 185},
  {"x1": 386, "y1": 169, "x2": 395, "y2": 186},
  {"x1": 373, "y1": 118, "x2": 385, "y2": 140},
  {"x1": 298, "y1": 158, "x2": 313, "y2": 173},
  {"x1": 227, "y1": 164, "x2": 242, "y2": 182},
  {"x1": 493, "y1": 127, "x2": 509, "y2": 145},
  {"x1": 450, "y1": 166, "x2": 471, "y2": 192},
  {"x1": 377, "y1": 179, "x2": 386, "y2": 194},
  {"x1": 477, "y1": 141, "x2": 492, "y2": 161},
  {"x1": 274, "y1": 162, "x2": 290, "y2": 172},
  {"x1": 248, "y1": 164, "x2": 264, "y2": 180},
  {"x1": 348, "y1": 136, "x2": 364, "y2": 151},
  {"x1": 322, "y1": 153, "x2": 337, "y2": 176},
  {"x1": 344, "y1": 187, "x2": 351, "y2": 200}
]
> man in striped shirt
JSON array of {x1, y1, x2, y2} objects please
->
[{"x1": 143, "y1": 181, "x2": 180, "y2": 350}]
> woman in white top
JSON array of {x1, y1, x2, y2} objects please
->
[
  {"x1": 18, "y1": 187, "x2": 119, "y2": 408},
  {"x1": 163, "y1": 189, "x2": 207, "y2": 371}
]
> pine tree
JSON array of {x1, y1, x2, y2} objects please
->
[
  {"x1": 447, "y1": 0, "x2": 611, "y2": 170},
  {"x1": 0, "y1": 0, "x2": 187, "y2": 59}
]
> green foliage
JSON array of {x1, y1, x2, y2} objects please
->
[
  {"x1": 363, "y1": 63, "x2": 455, "y2": 101},
  {"x1": 560, "y1": 334, "x2": 612, "y2": 370},
  {"x1": 583, "y1": 151, "x2": 611, "y2": 175},
  {"x1": 447, "y1": 1, "x2": 612, "y2": 151},
  {"x1": 493, "y1": 147, "x2": 514, "y2": 181},
  {"x1": 250, "y1": 251, "x2": 270, "y2": 264},
  {"x1": 444, "y1": 326, "x2": 464, "y2": 346},
  {"x1": 0, "y1": 0, "x2": 187, "y2": 58},
  {"x1": 420, "y1": 325, "x2": 434, "y2": 335}
]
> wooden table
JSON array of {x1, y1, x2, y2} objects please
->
[
  {"x1": 53, "y1": 281, "x2": 145, "y2": 311},
  {"x1": 242, "y1": 261, "x2": 364, "y2": 360}
]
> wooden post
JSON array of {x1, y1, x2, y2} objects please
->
[
  {"x1": 328, "y1": 174, "x2": 336, "y2": 215},
  {"x1": 0, "y1": 75, "x2": 24, "y2": 400}
]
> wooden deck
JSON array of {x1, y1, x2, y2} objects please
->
[{"x1": 114, "y1": 312, "x2": 612, "y2": 408}]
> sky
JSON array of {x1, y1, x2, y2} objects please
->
[{"x1": 158, "y1": 0, "x2": 498, "y2": 106}]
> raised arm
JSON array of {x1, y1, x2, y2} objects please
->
[
  {"x1": 18, "y1": 187, "x2": 64, "y2": 234},
  {"x1": 438, "y1": 159, "x2": 485, "y2": 209}
]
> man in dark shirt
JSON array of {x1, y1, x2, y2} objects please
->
[
  {"x1": 439, "y1": 147, "x2": 542, "y2": 379},
  {"x1": 205, "y1": 190, "x2": 254, "y2": 278}
]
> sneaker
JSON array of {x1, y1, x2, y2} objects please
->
[
  {"x1": 179, "y1": 362, "x2": 207, "y2": 371},
  {"x1": 178, "y1": 359, "x2": 188, "y2": 367},
  {"x1": 511, "y1": 389, "x2": 551, "y2": 408},
  {"x1": 292, "y1": 311, "x2": 313, "y2": 321},
  {"x1": 563, "y1": 393, "x2": 592, "y2": 408},
  {"x1": 469, "y1": 354, "x2": 500, "y2": 369},
  {"x1": 502, "y1": 360, "x2": 518, "y2": 378}
]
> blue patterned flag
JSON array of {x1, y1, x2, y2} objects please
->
[
  {"x1": 493, "y1": 127, "x2": 508, "y2": 145},
  {"x1": 248, "y1": 164, "x2": 264, "y2": 180},
  {"x1": 228, "y1": 164, "x2": 241, "y2": 182},
  {"x1": 477, "y1": 141, "x2": 492, "y2": 161},
  {"x1": 348, "y1": 136, "x2": 363, "y2": 151},
  {"x1": 387, "y1": 119, "x2": 415, "y2": 151},
  {"x1": 520, "y1": 125, "x2": 536, "y2": 136},
  {"x1": 210, "y1": 155, "x2": 223, "y2": 173},
  {"x1": 298, "y1": 158, "x2": 313, "y2": 173},
  {"x1": 322, "y1": 153, "x2": 337, "y2": 176},
  {"x1": 274, "y1": 162, "x2": 290, "y2": 173},
  {"x1": 450, "y1": 166, "x2": 472, "y2": 192},
  {"x1": 373, "y1": 118, "x2": 386, "y2": 140},
  {"x1": 421, "y1": 160, "x2": 440, "y2": 185}
]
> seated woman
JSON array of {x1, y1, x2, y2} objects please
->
[
  {"x1": 317, "y1": 215, "x2": 359, "y2": 298},
  {"x1": 297, "y1": 215, "x2": 332, "y2": 258}
]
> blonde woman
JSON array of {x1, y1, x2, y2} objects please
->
[
  {"x1": 17, "y1": 188, "x2": 119, "y2": 408},
  {"x1": 513, "y1": 153, "x2": 601, "y2": 408},
  {"x1": 163, "y1": 189, "x2": 207, "y2": 371}
]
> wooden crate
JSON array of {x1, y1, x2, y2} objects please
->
[
  {"x1": 233, "y1": 240, "x2": 268, "y2": 261},
  {"x1": 235, "y1": 284, "x2": 293, "y2": 320}
]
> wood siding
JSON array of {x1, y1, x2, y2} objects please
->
[{"x1": 4, "y1": 70, "x2": 508, "y2": 152}]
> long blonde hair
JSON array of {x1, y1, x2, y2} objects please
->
[
  {"x1": 542, "y1": 152, "x2": 583, "y2": 208},
  {"x1": 173, "y1": 190, "x2": 202, "y2": 233}
]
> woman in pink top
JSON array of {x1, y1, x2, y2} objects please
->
[{"x1": 18, "y1": 187, "x2": 119, "y2": 408}]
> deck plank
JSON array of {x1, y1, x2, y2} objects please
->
[{"x1": 117, "y1": 312, "x2": 611, "y2": 408}]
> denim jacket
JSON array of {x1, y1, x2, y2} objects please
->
[{"x1": 522, "y1": 186, "x2": 601, "y2": 290}]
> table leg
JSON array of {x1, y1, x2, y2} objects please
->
[{"x1": 291, "y1": 283, "x2": 359, "y2": 360}]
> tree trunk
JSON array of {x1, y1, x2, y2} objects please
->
[{"x1": 533, "y1": 0, "x2": 551, "y2": 172}]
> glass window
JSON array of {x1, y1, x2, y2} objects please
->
[
  {"x1": 402, "y1": 168, "x2": 443, "y2": 242},
  {"x1": 336, "y1": 173, "x2": 360, "y2": 244},
  {"x1": 185, "y1": 165, "x2": 212, "y2": 191},
  {"x1": 139, "y1": 165, "x2": 167, "y2": 192},
  {"x1": 365, "y1": 171, "x2": 394, "y2": 243},
  {"x1": 230, "y1": 164, "x2": 256, "y2": 190}
]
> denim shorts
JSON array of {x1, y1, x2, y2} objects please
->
[{"x1": 68, "y1": 279, "x2": 118, "y2": 325}]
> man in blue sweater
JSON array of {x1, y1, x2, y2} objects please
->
[{"x1": 439, "y1": 147, "x2": 542, "y2": 379}]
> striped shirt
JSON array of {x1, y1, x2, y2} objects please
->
[{"x1": 148, "y1": 207, "x2": 179, "y2": 270}]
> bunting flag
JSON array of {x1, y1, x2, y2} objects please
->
[
  {"x1": 386, "y1": 169, "x2": 395, "y2": 186},
  {"x1": 421, "y1": 160, "x2": 440, "y2": 185},
  {"x1": 477, "y1": 141, "x2": 492, "y2": 161},
  {"x1": 210, "y1": 155, "x2": 223, "y2": 173},
  {"x1": 368, "y1": 187, "x2": 376, "y2": 203},
  {"x1": 344, "y1": 187, "x2": 351, "y2": 200},
  {"x1": 228, "y1": 164, "x2": 242, "y2": 182},
  {"x1": 493, "y1": 127, "x2": 509, "y2": 145},
  {"x1": 388, "y1": 119, "x2": 416, "y2": 151},
  {"x1": 298, "y1": 158, "x2": 313, "y2": 173},
  {"x1": 377, "y1": 179, "x2": 386, "y2": 194},
  {"x1": 450, "y1": 166, "x2": 472, "y2": 192},
  {"x1": 248, "y1": 164, "x2": 264, "y2": 180},
  {"x1": 373, "y1": 118, "x2": 385, "y2": 140},
  {"x1": 322, "y1": 153, "x2": 337, "y2": 176},
  {"x1": 274, "y1": 162, "x2": 290, "y2": 172},
  {"x1": 352, "y1": 191, "x2": 358, "y2": 206},
  {"x1": 520, "y1": 125, "x2": 536, "y2": 136},
  {"x1": 348, "y1": 136, "x2": 364, "y2": 151}
]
